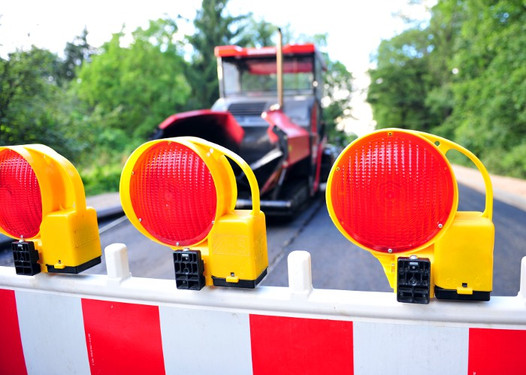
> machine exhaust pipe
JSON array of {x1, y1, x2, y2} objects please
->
[{"x1": 277, "y1": 27, "x2": 284, "y2": 110}]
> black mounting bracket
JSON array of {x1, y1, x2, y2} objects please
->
[{"x1": 397, "y1": 256, "x2": 431, "y2": 304}]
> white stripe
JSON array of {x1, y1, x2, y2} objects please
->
[
  {"x1": 15, "y1": 290, "x2": 90, "y2": 375},
  {"x1": 159, "y1": 306, "x2": 253, "y2": 374},
  {"x1": 353, "y1": 321, "x2": 469, "y2": 375}
]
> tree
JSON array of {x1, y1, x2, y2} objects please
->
[
  {"x1": 309, "y1": 32, "x2": 354, "y2": 146},
  {"x1": 443, "y1": 0, "x2": 526, "y2": 176},
  {"x1": 366, "y1": 0, "x2": 526, "y2": 177},
  {"x1": 56, "y1": 28, "x2": 95, "y2": 86},
  {"x1": 241, "y1": 17, "x2": 279, "y2": 48},
  {"x1": 0, "y1": 47, "x2": 78, "y2": 158},
  {"x1": 322, "y1": 60, "x2": 353, "y2": 146},
  {"x1": 367, "y1": 27, "x2": 437, "y2": 131},
  {"x1": 423, "y1": 0, "x2": 466, "y2": 132},
  {"x1": 186, "y1": 0, "x2": 249, "y2": 109},
  {"x1": 75, "y1": 18, "x2": 191, "y2": 140}
]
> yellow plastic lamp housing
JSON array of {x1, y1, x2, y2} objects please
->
[
  {"x1": 120, "y1": 137, "x2": 268, "y2": 289},
  {"x1": 326, "y1": 129, "x2": 494, "y2": 302},
  {"x1": 0, "y1": 145, "x2": 101, "y2": 275}
]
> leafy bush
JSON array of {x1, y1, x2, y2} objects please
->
[{"x1": 367, "y1": 0, "x2": 526, "y2": 178}]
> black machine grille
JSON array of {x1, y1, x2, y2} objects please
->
[{"x1": 228, "y1": 102, "x2": 267, "y2": 117}]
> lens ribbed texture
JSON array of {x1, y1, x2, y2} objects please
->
[
  {"x1": 330, "y1": 132, "x2": 455, "y2": 253},
  {"x1": 129, "y1": 142, "x2": 217, "y2": 246},
  {"x1": 0, "y1": 150, "x2": 42, "y2": 238}
]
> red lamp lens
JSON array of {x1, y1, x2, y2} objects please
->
[
  {"x1": 129, "y1": 142, "x2": 217, "y2": 246},
  {"x1": 330, "y1": 131, "x2": 455, "y2": 253},
  {"x1": 0, "y1": 149, "x2": 42, "y2": 238}
]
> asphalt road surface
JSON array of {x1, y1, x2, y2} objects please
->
[{"x1": 1, "y1": 184, "x2": 525, "y2": 296}]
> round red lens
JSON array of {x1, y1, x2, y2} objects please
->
[
  {"x1": 329, "y1": 131, "x2": 455, "y2": 253},
  {"x1": 129, "y1": 142, "x2": 217, "y2": 246},
  {"x1": 0, "y1": 149, "x2": 42, "y2": 238}
]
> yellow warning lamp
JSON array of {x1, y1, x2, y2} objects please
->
[
  {"x1": 0, "y1": 145, "x2": 102, "y2": 275},
  {"x1": 120, "y1": 136, "x2": 268, "y2": 290},
  {"x1": 326, "y1": 129, "x2": 494, "y2": 303}
]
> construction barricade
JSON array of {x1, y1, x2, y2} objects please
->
[{"x1": 1, "y1": 245, "x2": 526, "y2": 375}]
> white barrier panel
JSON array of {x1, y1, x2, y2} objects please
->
[{"x1": 1, "y1": 245, "x2": 526, "y2": 375}]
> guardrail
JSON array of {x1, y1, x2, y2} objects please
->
[{"x1": 1, "y1": 244, "x2": 526, "y2": 375}]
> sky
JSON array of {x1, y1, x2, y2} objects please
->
[{"x1": 0, "y1": 0, "x2": 435, "y2": 136}]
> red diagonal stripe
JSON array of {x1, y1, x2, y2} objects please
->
[
  {"x1": 250, "y1": 315, "x2": 353, "y2": 375},
  {"x1": 0, "y1": 289, "x2": 27, "y2": 375},
  {"x1": 81, "y1": 299, "x2": 166, "y2": 375},
  {"x1": 469, "y1": 327, "x2": 526, "y2": 374}
]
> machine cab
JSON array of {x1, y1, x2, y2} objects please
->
[{"x1": 213, "y1": 44, "x2": 326, "y2": 132}]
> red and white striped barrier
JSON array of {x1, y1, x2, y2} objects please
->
[{"x1": 1, "y1": 245, "x2": 526, "y2": 375}]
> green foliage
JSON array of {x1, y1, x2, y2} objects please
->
[
  {"x1": 79, "y1": 150, "x2": 128, "y2": 195},
  {"x1": 56, "y1": 28, "x2": 94, "y2": 86},
  {"x1": 0, "y1": 47, "x2": 79, "y2": 159},
  {"x1": 368, "y1": 27, "x2": 438, "y2": 131},
  {"x1": 238, "y1": 18, "x2": 296, "y2": 47},
  {"x1": 241, "y1": 17, "x2": 277, "y2": 47},
  {"x1": 323, "y1": 58, "x2": 354, "y2": 146},
  {"x1": 445, "y1": 0, "x2": 526, "y2": 167},
  {"x1": 75, "y1": 18, "x2": 190, "y2": 140},
  {"x1": 186, "y1": 0, "x2": 249, "y2": 109},
  {"x1": 367, "y1": 0, "x2": 526, "y2": 178}
]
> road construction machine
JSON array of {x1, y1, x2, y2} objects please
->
[{"x1": 152, "y1": 41, "x2": 334, "y2": 215}]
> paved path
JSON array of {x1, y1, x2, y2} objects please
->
[{"x1": 452, "y1": 165, "x2": 526, "y2": 211}]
